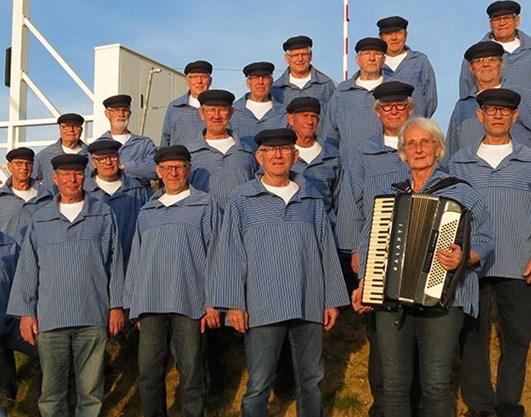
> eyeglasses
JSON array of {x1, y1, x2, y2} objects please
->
[
  {"x1": 260, "y1": 145, "x2": 295, "y2": 155},
  {"x1": 286, "y1": 52, "x2": 311, "y2": 59},
  {"x1": 357, "y1": 50, "x2": 385, "y2": 57},
  {"x1": 187, "y1": 74, "x2": 210, "y2": 81},
  {"x1": 93, "y1": 155, "x2": 119, "y2": 163},
  {"x1": 60, "y1": 124, "x2": 82, "y2": 130},
  {"x1": 481, "y1": 106, "x2": 514, "y2": 116},
  {"x1": 158, "y1": 164, "x2": 189, "y2": 173},
  {"x1": 404, "y1": 138, "x2": 436, "y2": 149},
  {"x1": 9, "y1": 160, "x2": 33, "y2": 167},
  {"x1": 379, "y1": 103, "x2": 408, "y2": 112},
  {"x1": 471, "y1": 56, "x2": 502, "y2": 64},
  {"x1": 107, "y1": 107, "x2": 131, "y2": 114},
  {"x1": 202, "y1": 107, "x2": 231, "y2": 116},
  {"x1": 490, "y1": 14, "x2": 516, "y2": 23}
]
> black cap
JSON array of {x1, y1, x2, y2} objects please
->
[
  {"x1": 198, "y1": 89, "x2": 235, "y2": 106},
  {"x1": 88, "y1": 140, "x2": 122, "y2": 155},
  {"x1": 57, "y1": 113, "x2": 84, "y2": 125},
  {"x1": 487, "y1": 1, "x2": 520, "y2": 17},
  {"x1": 373, "y1": 81, "x2": 414, "y2": 102},
  {"x1": 464, "y1": 41, "x2": 504, "y2": 62},
  {"x1": 103, "y1": 94, "x2": 132, "y2": 108},
  {"x1": 355, "y1": 37, "x2": 388, "y2": 53},
  {"x1": 184, "y1": 60, "x2": 213, "y2": 75},
  {"x1": 477, "y1": 88, "x2": 521, "y2": 109},
  {"x1": 286, "y1": 97, "x2": 321, "y2": 114},
  {"x1": 51, "y1": 154, "x2": 88, "y2": 170},
  {"x1": 377, "y1": 16, "x2": 409, "y2": 33},
  {"x1": 154, "y1": 145, "x2": 191, "y2": 163},
  {"x1": 243, "y1": 62, "x2": 275, "y2": 77},
  {"x1": 6, "y1": 147, "x2": 34, "y2": 162},
  {"x1": 282, "y1": 35, "x2": 313, "y2": 51},
  {"x1": 255, "y1": 128, "x2": 297, "y2": 147}
]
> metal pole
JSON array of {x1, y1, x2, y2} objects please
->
[
  {"x1": 140, "y1": 68, "x2": 161, "y2": 136},
  {"x1": 343, "y1": 0, "x2": 350, "y2": 81}
]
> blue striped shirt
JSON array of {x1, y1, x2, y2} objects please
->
[
  {"x1": 33, "y1": 139, "x2": 91, "y2": 193},
  {"x1": 0, "y1": 232, "x2": 18, "y2": 337},
  {"x1": 334, "y1": 134, "x2": 409, "y2": 251},
  {"x1": 323, "y1": 74, "x2": 385, "y2": 162},
  {"x1": 230, "y1": 94, "x2": 288, "y2": 149},
  {"x1": 97, "y1": 131, "x2": 157, "y2": 181},
  {"x1": 207, "y1": 174, "x2": 350, "y2": 328},
  {"x1": 382, "y1": 48, "x2": 438, "y2": 118},
  {"x1": 459, "y1": 30, "x2": 531, "y2": 98},
  {"x1": 0, "y1": 179, "x2": 52, "y2": 245},
  {"x1": 188, "y1": 131, "x2": 258, "y2": 209},
  {"x1": 7, "y1": 195, "x2": 124, "y2": 332},
  {"x1": 291, "y1": 141, "x2": 341, "y2": 222},
  {"x1": 124, "y1": 188, "x2": 221, "y2": 319},
  {"x1": 271, "y1": 66, "x2": 336, "y2": 106},
  {"x1": 85, "y1": 173, "x2": 152, "y2": 268},
  {"x1": 161, "y1": 93, "x2": 204, "y2": 147},
  {"x1": 448, "y1": 142, "x2": 531, "y2": 281},
  {"x1": 445, "y1": 84, "x2": 531, "y2": 157},
  {"x1": 358, "y1": 169, "x2": 494, "y2": 317}
]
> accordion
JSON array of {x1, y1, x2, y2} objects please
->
[{"x1": 362, "y1": 193, "x2": 470, "y2": 309}]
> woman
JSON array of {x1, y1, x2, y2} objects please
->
[{"x1": 352, "y1": 117, "x2": 494, "y2": 417}]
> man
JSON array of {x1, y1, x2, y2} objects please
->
[
  {"x1": 7, "y1": 154, "x2": 125, "y2": 417},
  {"x1": 286, "y1": 96, "x2": 340, "y2": 220},
  {"x1": 447, "y1": 41, "x2": 531, "y2": 156},
  {"x1": 208, "y1": 128, "x2": 349, "y2": 417},
  {"x1": 271, "y1": 35, "x2": 336, "y2": 107},
  {"x1": 0, "y1": 147, "x2": 49, "y2": 407},
  {"x1": 324, "y1": 37, "x2": 388, "y2": 162},
  {"x1": 334, "y1": 81, "x2": 414, "y2": 417},
  {"x1": 189, "y1": 89, "x2": 257, "y2": 209},
  {"x1": 230, "y1": 62, "x2": 287, "y2": 149},
  {"x1": 0, "y1": 148, "x2": 52, "y2": 245},
  {"x1": 459, "y1": 1, "x2": 531, "y2": 98},
  {"x1": 33, "y1": 113, "x2": 91, "y2": 193},
  {"x1": 97, "y1": 94, "x2": 157, "y2": 182},
  {"x1": 86, "y1": 139, "x2": 151, "y2": 268},
  {"x1": 124, "y1": 145, "x2": 221, "y2": 417},
  {"x1": 161, "y1": 60, "x2": 213, "y2": 147},
  {"x1": 449, "y1": 88, "x2": 531, "y2": 417},
  {"x1": 376, "y1": 16, "x2": 437, "y2": 117}
]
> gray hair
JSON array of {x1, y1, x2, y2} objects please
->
[{"x1": 397, "y1": 117, "x2": 446, "y2": 161}]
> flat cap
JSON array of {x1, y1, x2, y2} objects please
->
[
  {"x1": 51, "y1": 154, "x2": 88, "y2": 170},
  {"x1": 373, "y1": 81, "x2": 414, "y2": 102},
  {"x1": 464, "y1": 41, "x2": 504, "y2": 62},
  {"x1": 88, "y1": 140, "x2": 122, "y2": 155},
  {"x1": 255, "y1": 128, "x2": 297, "y2": 147},
  {"x1": 184, "y1": 60, "x2": 213, "y2": 75},
  {"x1": 477, "y1": 88, "x2": 521, "y2": 108},
  {"x1": 286, "y1": 96, "x2": 321, "y2": 114},
  {"x1": 57, "y1": 113, "x2": 84, "y2": 125},
  {"x1": 243, "y1": 62, "x2": 275, "y2": 77},
  {"x1": 6, "y1": 147, "x2": 34, "y2": 162},
  {"x1": 377, "y1": 16, "x2": 409, "y2": 33},
  {"x1": 103, "y1": 94, "x2": 131, "y2": 108},
  {"x1": 154, "y1": 145, "x2": 191, "y2": 163},
  {"x1": 198, "y1": 89, "x2": 235, "y2": 106},
  {"x1": 283, "y1": 35, "x2": 313, "y2": 51},
  {"x1": 487, "y1": 1, "x2": 520, "y2": 17},
  {"x1": 355, "y1": 37, "x2": 388, "y2": 53}
]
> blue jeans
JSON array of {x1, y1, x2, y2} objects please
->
[
  {"x1": 138, "y1": 314, "x2": 205, "y2": 417},
  {"x1": 242, "y1": 320, "x2": 324, "y2": 417},
  {"x1": 37, "y1": 326, "x2": 107, "y2": 417},
  {"x1": 376, "y1": 307, "x2": 464, "y2": 417}
]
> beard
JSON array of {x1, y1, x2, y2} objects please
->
[{"x1": 112, "y1": 120, "x2": 129, "y2": 131}]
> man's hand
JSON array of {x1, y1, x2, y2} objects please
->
[
  {"x1": 200, "y1": 307, "x2": 221, "y2": 334},
  {"x1": 227, "y1": 309, "x2": 248, "y2": 333},
  {"x1": 20, "y1": 316, "x2": 39, "y2": 346},
  {"x1": 351, "y1": 251, "x2": 360, "y2": 274},
  {"x1": 323, "y1": 308, "x2": 340, "y2": 331},
  {"x1": 523, "y1": 260, "x2": 531, "y2": 284},
  {"x1": 351, "y1": 279, "x2": 373, "y2": 314},
  {"x1": 436, "y1": 243, "x2": 463, "y2": 271},
  {"x1": 108, "y1": 308, "x2": 125, "y2": 336}
]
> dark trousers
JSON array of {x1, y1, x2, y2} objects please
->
[{"x1": 460, "y1": 278, "x2": 531, "y2": 417}]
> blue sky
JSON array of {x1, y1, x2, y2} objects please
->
[{"x1": 0, "y1": 0, "x2": 529, "y2": 138}]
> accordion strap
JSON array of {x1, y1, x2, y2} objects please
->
[{"x1": 391, "y1": 177, "x2": 470, "y2": 195}]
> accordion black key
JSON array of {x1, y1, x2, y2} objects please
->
[{"x1": 362, "y1": 194, "x2": 470, "y2": 309}]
